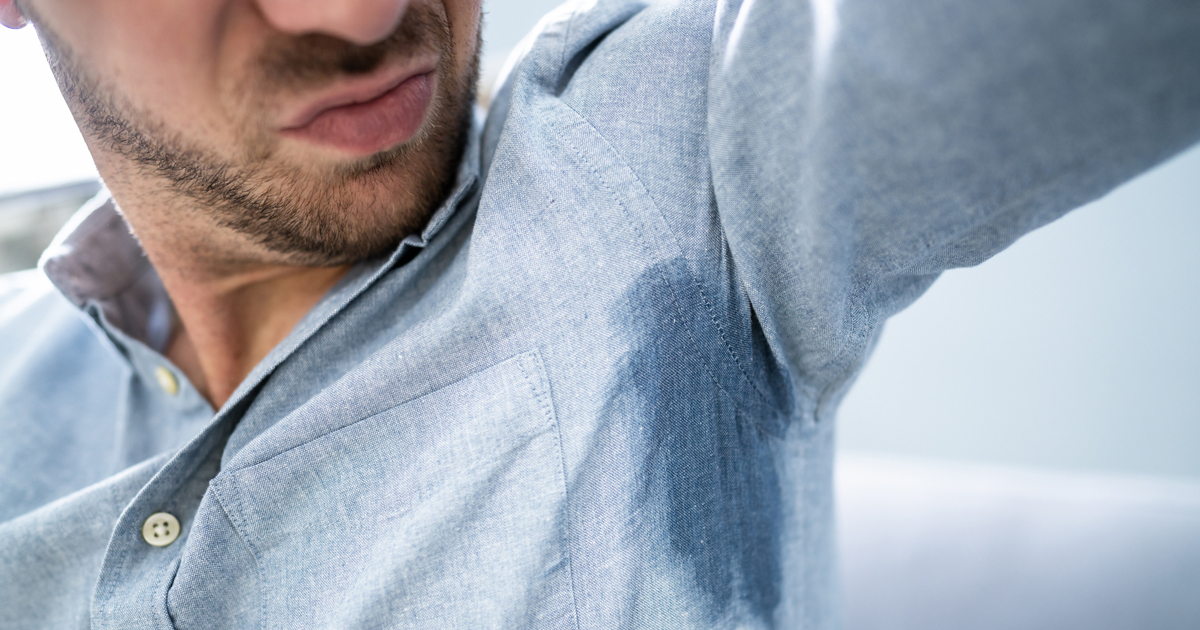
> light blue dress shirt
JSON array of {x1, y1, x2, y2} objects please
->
[{"x1": 2, "y1": 0, "x2": 1198, "y2": 627}]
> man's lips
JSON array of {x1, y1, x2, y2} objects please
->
[{"x1": 280, "y1": 63, "x2": 437, "y2": 156}]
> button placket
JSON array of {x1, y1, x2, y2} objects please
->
[{"x1": 91, "y1": 410, "x2": 232, "y2": 628}]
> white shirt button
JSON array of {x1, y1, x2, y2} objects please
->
[
  {"x1": 142, "y1": 512, "x2": 181, "y2": 547},
  {"x1": 154, "y1": 366, "x2": 179, "y2": 395}
]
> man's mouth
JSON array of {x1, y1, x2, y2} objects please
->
[{"x1": 279, "y1": 62, "x2": 438, "y2": 156}]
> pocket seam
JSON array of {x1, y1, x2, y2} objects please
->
[
  {"x1": 517, "y1": 350, "x2": 582, "y2": 630},
  {"x1": 206, "y1": 348, "x2": 573, "y2": 628},
  {"x1": 226, "y1": 350, "x2": 549, "y2": 475}
]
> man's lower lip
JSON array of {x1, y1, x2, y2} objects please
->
[{"x1": 281, "y1": 72, "x2": 435, "y2": 155}]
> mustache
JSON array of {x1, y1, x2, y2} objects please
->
[{"x1": 255, "y1": 5, "x2": 452, "y2": 89}]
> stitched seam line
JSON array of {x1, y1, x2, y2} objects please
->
[
  {"x1": 684, "y1": 242, "x2": 775, "y2": 406},
  {"x1": 566, "y1": 101, "x2": 772, "y2": 410},
  {"x1": 232, "y1": 351, "x2": 539, "y2": 472},
  {"x1": 555, "y1": 104, "x2": 780, "y2": 427},
  {"x1": 554, "y1": 99, "x2": 775, "y2": 412},
  {"x1": 211, "y1": 481, "x2": 267, "y2": 630},
  {"x1": 519, "y1": 352, "x2": 582, "y2": 630},
  {"x1": 555, "y1": 119, "x2": 774, "y2": 432}
]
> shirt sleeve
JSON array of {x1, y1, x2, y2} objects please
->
[{"x1": 707, "y1": 0, "x2": 1200, "y2": 412}]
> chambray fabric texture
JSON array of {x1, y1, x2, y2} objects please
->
[{"x1": 2, "y1": 0, "x2": 1199, "y2": 627}]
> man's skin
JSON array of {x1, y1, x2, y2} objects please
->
[{"x1": 0, "y1": 0, "x2": 481, "y2": 407}]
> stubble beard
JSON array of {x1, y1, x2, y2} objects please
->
[{"x1": 33, "y1": 7, "x2": 480, "y2": 267}]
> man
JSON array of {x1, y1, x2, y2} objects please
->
[{"x1": 0, "y1": 0, "x2": 1196, "y2": 627}]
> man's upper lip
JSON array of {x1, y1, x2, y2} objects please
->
[{"x1": 279, "y1": 57, "x2": 438, "y2": 130}]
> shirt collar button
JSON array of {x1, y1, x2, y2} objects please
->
[{"x1": 154, "y1": 366, "x2": 179, "y2": 396}]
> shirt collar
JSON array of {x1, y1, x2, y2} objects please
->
[{"x1": 39, "y1": 191, "x2": 175, "y2": 351}]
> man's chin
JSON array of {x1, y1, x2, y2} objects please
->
[{"x1": 212, "y1": 128, "x2": 464, "y2": 266}]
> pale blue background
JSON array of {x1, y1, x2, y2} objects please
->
[
  {"x1": 838, "y1": 146, "x2": 1200, "y2": 479},
  {"x1": 2, "y1": 0, "x2": 1196, "y2": 478}
]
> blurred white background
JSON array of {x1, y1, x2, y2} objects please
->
[
  {"x1": 0, "y1": 25, "x2": 97, "y2": 195},
  {"x1": 2, "y1": 0, "x2": 1197, "y2": 479}
]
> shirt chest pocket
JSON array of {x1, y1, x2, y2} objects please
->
[{"x1": 205, "y1": 351, "x2": 575, "y2": 630}]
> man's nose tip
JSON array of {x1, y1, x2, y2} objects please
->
[{"x1": 255, "y1": 0, "x2": 411, "y2": 46}]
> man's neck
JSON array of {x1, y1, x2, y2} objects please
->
[
  {"x1": 112, "y1": 191, "x2": 354, "y2": 410},
  {"x1": 157, "y1": 262, "x2": 351, "y2": 409}
]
